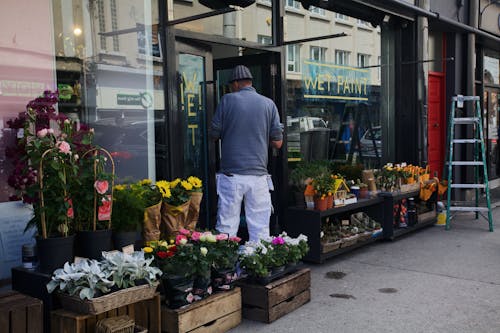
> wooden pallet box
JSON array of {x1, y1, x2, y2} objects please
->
[
  {"x1": 161, "y1": 287, "x2": 241, "y2": 333},
  {"x1": 237, "y1": 268, "x2": 311, "y2": 323},
  {"x1": 0, "y1": 291, "x2": 43, "y2": 333},
  {"x1": 51, "y1": 293, "x2": 160, "y2": 333}
]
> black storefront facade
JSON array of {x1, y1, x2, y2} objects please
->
[{"x1": 1, "y1": 0, "x2": 500, "y2": 280}]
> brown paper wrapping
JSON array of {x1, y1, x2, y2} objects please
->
[
  {"x1": 186, "y1": 192, "x2": 203, "y2": 231},
  {"x1": 143, "y1": 201, "x2": 162, "y2": 242},
  {"x1": 160, "y1": 199, "x2": 191, "y2": 239}
]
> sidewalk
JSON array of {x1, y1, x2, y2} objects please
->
[{"x1": 230, "y1": 198, "x2": 500, "y2": 333}]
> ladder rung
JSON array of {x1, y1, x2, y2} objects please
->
[
  {"x1": 449, "y1": 206, "x2": 490, "y2": 212},
  {"x1": 453, "y1": 117, "x2": 480, "y2": 124},
  {"x1": 450, "y1": 184, "x2": 485, "y2": 189},
  {"x1": 452, "y1": 139, "x2": 481, "y2": 144},
  {"x1": 451, "y1": 161, "x2": 484, "y2": 166}
]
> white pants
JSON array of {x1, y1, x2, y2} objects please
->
[{"x1": 215, "y1": 174, "x2": 272, "y2": 242}]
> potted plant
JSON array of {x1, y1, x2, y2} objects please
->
[
  {"x1": 6, "y1": 91, "x2": 94, "y2": 273},
  {"x1": 156, "y1": 178, "x2": 192, "y2": 238},
  {"x1": 312, "y1": 173, "x2": 332, "y2": 211},
  {"x1": 111, "y1": 182, "x2": 145, "y2": 250},
  {"x1": 143, "y1": 240, "x2": 198, "y2": 309},
  {"x1": 46, "y1": 251, "x2": 161, "y2": 314},
  {"x1": 73, "y1": 148, "x2": 115, "y2": 259}
]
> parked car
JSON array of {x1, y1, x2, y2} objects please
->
[{"x1": 360, "y1": 126, "x2": 382, "y2": 158}]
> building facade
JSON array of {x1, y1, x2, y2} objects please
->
[{"x1": 0, "y1": 0, "x2": 499, "y2": 278}]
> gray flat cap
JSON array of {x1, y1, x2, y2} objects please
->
[{"x1": 229, "y1": 65, "x2": 253, "y2": 82}]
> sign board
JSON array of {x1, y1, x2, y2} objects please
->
[{"x1": 302, "y1": 60, "x2": 371, "y2": 102}]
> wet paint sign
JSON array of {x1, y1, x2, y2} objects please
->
[{"x1": 302, "y1": 60, "x2": 370, "y2": 101}]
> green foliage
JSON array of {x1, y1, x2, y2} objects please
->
[{"x1": 289, "y1": 160, "x2": 330, "y2": 190}]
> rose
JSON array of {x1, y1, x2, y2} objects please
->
[
  {"x1": 143, "y1": 246, "x2": 153, "y2": 253},
  {"x1": 191, "y1": 231, "x2": 202, "y2": 241},
  {"x1": 37, "y1": 128, "x2": 48, "y2": 138},
  {"x1": 175, "y1": 234, "x2": 188, "y2": 245},
  {"x1": 179, "y1": 228, "x2": 191, "y2": 236},
  {"x1": 56, "y1": 141, "x2": 71, "y2": 154},
  {"x1": 229, "y1": 236, "x2": 241, "y2": 243},
  {"x1": 157, "y1": 251, "x2": 168, "y2": 259},
  {"x1": 94, "y1": 180, "x2": 109, "y2": 194},
  {"x1": 216, "y1": 233, "x2": 229, "y2": 241},
  {"x1": 200, "y1": 247, "x2": 208, "y2": 256},
  {"x1": 272, "y1": 237, "x2": 285, "y2": 245}
]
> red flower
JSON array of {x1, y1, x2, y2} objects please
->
[
  {"x1": 166, "y1": 251, "x2": 175, "y2": 258},
  {"x1": 157, "y1": 251, "x2": 168, "y2": 259}
]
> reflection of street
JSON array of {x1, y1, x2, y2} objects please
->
[{"x1": 92, "y1": 116, "x2": 166, "y2": 181}]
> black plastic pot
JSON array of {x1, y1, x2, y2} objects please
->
[
  {"x1": 212, "y1": 267, "x2": 238, "y2": 292},
  {"x1": 76, "y1": 229, "x2": 112, "y2": 260},
  {"x1": 193, "y1": 273, "x2": 212, "y2": 300},
  {"x1": 162, "y1": 275, "x2": 194, "y2": 309},
  {"x1": 112, "y1": 231, "x2": 137, "y2": 250},
  {"x1": 36, "y1": 235, "x2": 75, "y2": 274}
]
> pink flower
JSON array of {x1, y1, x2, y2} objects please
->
[
  {"x1": 37, "y1": 128, "x2": 48, "y2": 138},
  {"x1": 191, "y1": 231, "x2": 202, "y2": 241},
  {"x1": 229, "y1": 236, "x2": 241, "y2": 243},
  {"x1": 57, "y1": 141, "x2": 71, "y2": 154},
  {"x1": 272, "y1": 237, "x2": 285, "y2": 245},
  {"x1": 179, "y1": 228, "x2": 191, "y2": 236},
  {"x1": 175, "y1": 234, "x2": 188, "y2": 245},
  {"x1": 94, "y1": 180, "x2": 109, "y2": 194},
  {"x1": 47, "y1": 128, "x2": 54, "y2": 134},
  {"x1": 216, "y1": 233, "x2": 229, "y2": 241}
]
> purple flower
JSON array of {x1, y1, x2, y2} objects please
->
[{"x1": 272, "y1": 237, "x2": 285, "y2": 245}]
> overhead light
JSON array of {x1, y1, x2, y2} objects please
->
[{"x1": 73, "y1": 27, "x2": 82, "y2": 36}]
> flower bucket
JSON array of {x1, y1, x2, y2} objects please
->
[
  {"x1": 161, "y1": 199, "x2": 191, "y2": 239},
  {"x1": 112, "y1": 231, "x2": 137, "y2": 250},
  {"x1": 37, "y1": 234, "x2": 75, "y2": 274},
  {"x1": 143, "y1": 201, "x2": 162, "y2": 242},
  {"x1": 162, "y1": 275, "x2": 195, "y2": 309},
  {"x1": 314, "y1": 197, "x2": 328, "y2": 211},
  {"x1": 193, "y1": 272, "x2": 212, "y2": 301}
]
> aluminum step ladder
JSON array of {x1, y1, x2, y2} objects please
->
[{"x1": 445, "y1": 95, "x2": 493, "y2": 231}]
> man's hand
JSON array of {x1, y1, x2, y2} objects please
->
[{"x1": 271, "y1": 140, "x2": 283, "y2": 149}]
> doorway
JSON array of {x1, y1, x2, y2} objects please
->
[
  {"x1": 428, "y1": 72, "x2": 446, "y2": 178},
  {"x1": 176, "y1": 39, "x2": 284, "y2": 232}
]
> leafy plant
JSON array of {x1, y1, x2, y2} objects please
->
[
  {"x1": 156, "y1": 178, "x2": 193, "y2": 206},
  {"x1": 144, "y1": 240, "x2": 198, "y2": 278}
]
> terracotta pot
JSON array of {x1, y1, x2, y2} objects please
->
[
  {"x1": 359, "y1": 187, "x2": 369, "y2": 199},
  {"x1": 326, "y1": 195, "x2": 334, "y2": 209},
  {"x1": 314, "y1": 197, "x2": 328, "y2": 211}
]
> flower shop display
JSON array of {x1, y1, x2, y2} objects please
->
[
  {"x1": 46, "y1": 251, "x2": 161, "y2": 315},
  {"x1": 157, "y1": 177, "x2": 203, "y2": 238},
  {"x1": 239, "y1": 233, "x2": 309, "y2": 285},
  {"x1": 6, "y1": 91, "x2": 95, "y2": 273},
  {"x1": 112, "y1": 179, "x2": 162, "y2": 249}
]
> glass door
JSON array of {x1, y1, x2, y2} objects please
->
[
  {"x1": 483, "y1": 88, "x2": 499, "y2": 179},
  {"x1": 177, "y1": 41, "x2": 214, "y2": 228}
]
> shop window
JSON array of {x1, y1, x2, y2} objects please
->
[
  {"x1": 335, "y1": 13, "x2": 349, "y2": 22},
  {"x1": 310, "y1": 46, "x2": 326, "y2": 62},
  {"x1": 357, "y1": 19, "x2": 371, "y2": 29},
  {"x1": 287, "y1": 44, "x2": 301, "y2": 72},
  {"x1": 357, "y1": 53, "x2": 370, "y2": 68},
  {"x1": 335, "y1": 50, "x2": 350, "y2": 66}
]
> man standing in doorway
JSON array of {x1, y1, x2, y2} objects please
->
[{"x1": 210, "y1": 65, "x2": 283, "y2": 242}]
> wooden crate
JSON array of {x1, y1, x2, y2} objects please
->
[
  {"x1": 0, "y1": 291, "x2": 43, "y2": 333},
  {"x1": 237, "y1": 268, "x2": 311, "y2": 323},
  {"x1": 161, "y1": 287, "x2": 241, "y2": 333},
  {"x1": 51, "y1": 293, "x2": 160, "y2": 333}
]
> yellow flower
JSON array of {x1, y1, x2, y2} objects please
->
[
  {"x1": 188, "y1": 176, "x2": 202, "y2": 188},
  {"x1": 114, "y1": 184, "x2": 126, "y2": 191},
  {"x1": 156, "y1": 180, "x2": 172, "y2": 198},
  {"x1": 170, "y1": 178, "x2": 181, "y2": 188},
  {"x1": 181, "y1": 180, "x2": 193, "y2": 191},
  {"x1": 143, "y1": 246, "x2": 153, "y2": 253},
  {"x1": 159, "y1": 240, "x2": 168, "y2": 247},
  {"x1": 139, "y1": 179, "x2": 152, "y2": 186}
]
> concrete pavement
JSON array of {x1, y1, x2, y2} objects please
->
[{"x1": 230, "y1": 200, "x2": 500, "y2": 333}]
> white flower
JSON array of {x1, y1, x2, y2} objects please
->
[
  {"x1": 179, "y1": 238, "x2": 187, "y2": 245},
  {"x1": 200, "y1": 247, "x2": 208, "y2": 256},
  {"x1": 320, "y1": 231, "x2": 324, "y2": 238}
]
